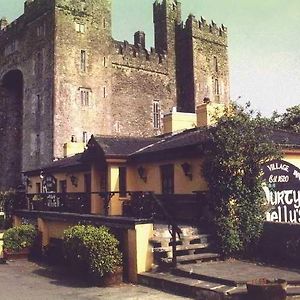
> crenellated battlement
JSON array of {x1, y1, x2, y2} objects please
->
[
  {"x1": 184, "y1": 14, "x2": 227, "y2": 46},
  {"x1": 112, "y1": 39, "x2": 168, "y2": 73},
  {"x1": 0, "y1": 0, "x2": 52, "y2": 40}
]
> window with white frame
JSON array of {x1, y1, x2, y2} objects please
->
[
  {"x1": 79, "y1": 88, "x2": 91, "y2": 106},
  {"x1": 153, "y1": 100, "x2": 161, "y2": 129},
  {"x1": 75, "y1": 22, "x2": 86, "y2": 33},
  {"x1": 83, "y1": 131, "x2": 88, "y2": 144}
]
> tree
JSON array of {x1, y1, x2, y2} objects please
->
[
  {"x1": 276, "y1": 105, "x2": 300, "y2": 133},
  {"x1": 203, "y1": 103, "x2": 280, "y2": 256}
]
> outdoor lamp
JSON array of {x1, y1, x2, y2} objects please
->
[
  {"x1": 137, "y1": 166, "x2": 147, "y2": 183},
  {"x1": 181, "y1": 162, "x2": 193, "y2": 180},
  {"x1": 70, "y1": 175, "x2": 78, "y2": 187}
]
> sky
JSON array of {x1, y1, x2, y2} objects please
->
[{"x1": 1, "y1": 0, "x2": 300, "y2": 116}]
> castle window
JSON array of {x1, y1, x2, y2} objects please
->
[
  {"x1": 35, "y1": 51, "x2": 43, "y2": 77},
  {"x1": 36, "y1": 134, "x2": 41, "y2": 158},
  {"x1": 80, "y1": 50, "x2": 86, "y2": 72},
  {"x1": 79, "y1": 88, "x2": 90, "y2": 106},
  {"x1": 114, "y1": 121, "x2": 121, "y2": 133},
  {"x1": 37, "y1": 23, "x2": 45, "y2": 37},
  {"x1": 75, "y1": 22, "x2": 85, "y2": 33},
  {"x1": 153, "y1": 100, "x2": 161, "y2": 129},
  {"x1": 103, "y1": 56, "x2": 107, "y2": 67},
  {"x1": 103, "y1": 18, "x2": 106, "y2": 29},
  {"x1": 214, "y1": 79, "x2": 220, "y2": 95},
  {"x1": 4, "y1": 40, "x2": 18, "y2": 56},
  {"x1": 36, "y1": 94, "x2": 41, "y2": 113},
  {"x1": 103, "y1": 87, "x2": 107, "y2": 98},
  {"x1": 213, "y1": 56, "x2": 218, "y2": 73},
  {"x1": 83, "y1": 131, "x2": 88, "y2": 144}
]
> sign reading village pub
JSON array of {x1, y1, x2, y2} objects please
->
[{"x1": 262, "y1": 159, "x2": 300, "y2": 223}]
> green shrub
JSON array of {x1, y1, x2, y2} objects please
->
[
  {"x1": 203, "y1": 103, "x2": 280, "y2": 257},
  {"x1": 0, "y1": 190, "x2": 16, "y2": 229},
  {"x1": 3, "y1": 224, "x2": 37, "y2": 251},
  {"x1": 63, "y1": 225, "x2": 122, "y2": 278}
]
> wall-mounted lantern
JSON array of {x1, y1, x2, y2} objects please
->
[
  {"x1": 137, "y1": 166, "x2": 147, "y2": 183},
  {"x1": 26, "y1": 177, "x2": 32, "y2": 188},
  {"x1": 70, "y1": 175, "x2": 78, "y2": 187},
  {"x1": 181, "y1": 162, "x2": 193, "y2": 180}
]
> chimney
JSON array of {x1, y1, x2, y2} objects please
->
[
  {"x1": 163, "y1": 108, "x2": 197, "y2": 134},
  {"x1": 134, "y1": 31, "x2": 146, "y2": 48},
  {"x1": 0, "y1": 17, "x2": 8, "y2": 30},
  {"x1": 196, "y1": 102, "x2": 226, "y2": 127}
]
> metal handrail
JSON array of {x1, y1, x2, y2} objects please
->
[{"x1": 148, "y1": 192, "x2": 182, "y2": 268}]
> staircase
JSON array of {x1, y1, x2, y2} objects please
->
[{"x1": 150, "y1": 223, "x2": 220, "y2": 268}]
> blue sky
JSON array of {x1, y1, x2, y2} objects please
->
[{"x1": 1, "y1": 0, "x2": 300, "y2": 116}]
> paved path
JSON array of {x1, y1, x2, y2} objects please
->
[
  {"x1": 0, "y1": 260, "x2": 190, "y2": 300},
  {"x1": 178, "y1": 260, "x2": 300, "y2": 285}
]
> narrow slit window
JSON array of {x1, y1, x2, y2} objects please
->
[
  {"x1": 213, "y1": 56, "x2": 218, "y2": 73},
  {"x1": 80, "y1": 50, "x2": 86, "y2": 72},
  {"x1": 83, "y1": 131, "x2": 88, "y2": 143},
  {"x1": 153, "y1": 100, "x2": 160, "y2": 129},
  {"x1": 214, "y1": 79, "x2": 220, "y2": 95}
]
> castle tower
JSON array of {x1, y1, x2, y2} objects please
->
[
  {"x1": 153, "y1": 0, "x2": 181, "y2": 106},
  {"x1": 53, "y1": 0, "x2": 113, "y2": 160},
  {"x1": 177, "y1": 15, "x2": 230, "y2": 112},
  {"x1": 153, "y1": 0, "x2": 181, "y2": 54}
]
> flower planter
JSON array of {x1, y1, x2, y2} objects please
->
[
  {"x1": 246, "y1": 278, "x2": 287, "y2": 300},
  {"x1": 3, "y1": 248, "x2": 30, "y2": 260},
  {"x1": 93, "y1": 266, "x2": 123, "y2": 287}
]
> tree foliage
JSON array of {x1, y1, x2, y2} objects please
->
[
  {"x1": 203, "y1": 103, "x2": 281, "y2": 256},
  {"x1": 275, "y1": 105, "x2": 300, "y2": 133}
]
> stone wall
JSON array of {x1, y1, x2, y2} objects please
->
[
  {"x1": 0, "y1": 0, "x2": 230, "y2": 189},
  {"x1": 0, "y1": 0, "x2": 55, "y2": 189}
]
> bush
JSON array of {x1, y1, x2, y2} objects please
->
[
  {"x1": 3, "y1": 224, "x2": 38, "y2": 251},
  {"x1": 63, "y1": 225, "x2": 122, "y2": 279},
  {"x1": 203, "y1": 103, "x2": 280, "y2": 257},
  {"x1": 0, "y1": 190, "x2": 17, "y2": 229}
]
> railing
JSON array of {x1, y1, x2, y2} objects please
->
[
  {"x1": 26, "y1": 193, "x2": 91, "y2": 214},
  {"x1": 124, "y1": 191, "x2": 182, "y2": 267}
]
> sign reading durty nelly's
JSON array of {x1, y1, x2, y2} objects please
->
[{"x1": 262, "y1": 160, "x2": 300, "y2": 223}]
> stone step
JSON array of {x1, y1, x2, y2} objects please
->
[
  {"x1": 150, "y1": 234, "x2": 211, "y2": 244},
  {"x1": 138, "y1": 271, "x2": 235, "y2": 300},
  {"x1": 161, "y1": 252, "x2": 221, "y2": 264},
  {"x1": 138, "y1": 271, "x2": 300, "y2": 300},
  {"x1": 153, "y1": 242, "x2": 211, "y2": 253}
]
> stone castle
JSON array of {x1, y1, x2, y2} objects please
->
[{"x1": 0, "y1": 0, "x2": 230, "y2": 190}]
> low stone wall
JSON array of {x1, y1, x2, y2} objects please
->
[{"x1": 260, "y1": 221, "x2": 300, "y2": 267}]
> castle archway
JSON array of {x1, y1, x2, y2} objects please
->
[{"x1": 0, "y1": 70, "x2": 23, "y2": 190}]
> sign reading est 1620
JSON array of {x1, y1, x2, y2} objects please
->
[{"x1": 262, "y1": 159, "x2": 300, "y2": 223}]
